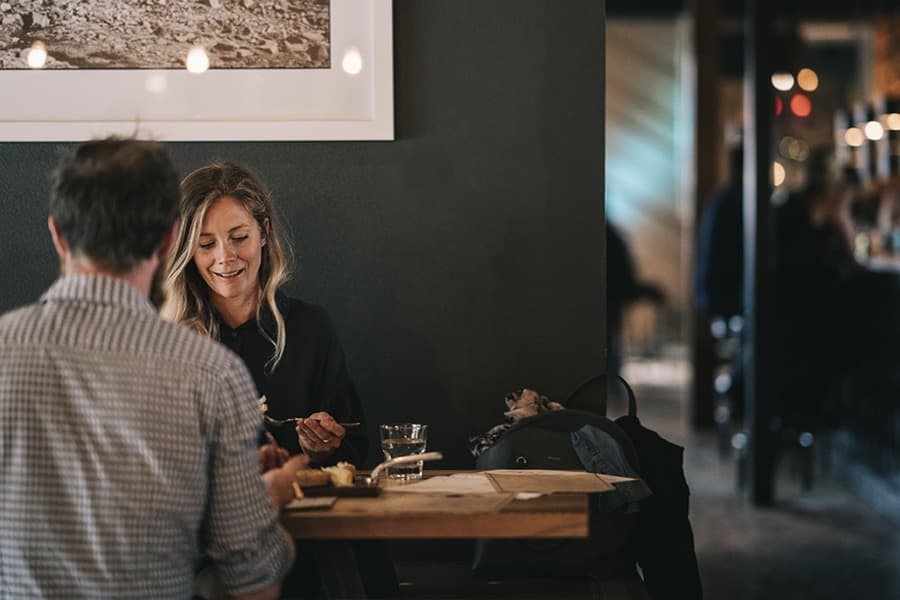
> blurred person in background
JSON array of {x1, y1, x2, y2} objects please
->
[
  {"x1": 772, "y1": 148, "x2": 861, "y2": 431},
  {"x1": 607, "y1": 221, "x2": 665, "y2": 375},
  {"x1": 695, "y1": 141, "x2": 745, "y2": 422},
  {"x1": 696, "y1": 143, "x2": 744, "y2": 322}
]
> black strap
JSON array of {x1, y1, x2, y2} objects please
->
[{"x1": 563, "y1": 374, "x2": 638, "y2": 418}]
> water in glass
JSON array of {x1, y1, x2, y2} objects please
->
[{"x1": 380, "y1": 424, "x2": 427, "y2": 480}]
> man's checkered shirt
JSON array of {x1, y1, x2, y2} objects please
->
[{"x1": 0, "y1": 275, "x2": 292, "y2": 598}]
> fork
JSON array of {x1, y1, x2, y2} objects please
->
[
  {"x1": 263, "y1": 413, "x2": 361, "y2": 429},
  {"x1": 263, "y1": 414, "x2": 300, "y2": 427},
  {"x1": 259, "y1": 394, "x2": 360, "y2": 428}
]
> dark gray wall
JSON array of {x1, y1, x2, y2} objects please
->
[{"x1": 0, "y1": 0, "x2": 606, "y2": 468}]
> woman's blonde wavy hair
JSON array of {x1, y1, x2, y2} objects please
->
[{"x1": 161, "y1": 162, "x2": 291, "y2": 371}]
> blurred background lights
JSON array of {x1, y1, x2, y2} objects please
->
[
  {"x1": 864, "y1": 120, "x2": 884, "y2": 141},
  {"x1": 775, "y1": 96, "x2": 784, "y2": 116},
  {"x1": 26, "y1": 41, "x2": 47, "y2": 69},
  {"x1": 771, "y1": 72, "x2": 794, "y2": 91},
  {"x1": 710, "y1": 318, "x2": 727, "y2": 338},
  {"x1": 731, "y1": 432, "x2": 748, "y2": 450},
  {"x1": 844, "y1": 127, "x2": 864, "y2": 147},
  {"x1": 773, "y1": 161, "x2": 786, "y2": 186},
  {"x1": 789, "y1": 93, "x2": 812, "y2": 117},
  {"x1": 185, "y1": 46, "x2": 209, "y2": 74},
  {"x1": 714, "y1": 373, "x2": 732, "y2": 394},
  {"x1": 779, "y1": 136, "x2": 810, "y2": 161},
  {"x1": 779, "y1": 136, "x2": 795, "y2": 159},
  {"x1": 145, "y1": 73, "x2": 168, "y2": 94},
  {"x1": 796, "y1": 68, "x2": 818, "y2": 92},
  {"x1": 886, "y1": 113, "x2": 900, "y2": 131},
  {"x1": 342, "y1": 47, "x2": 363, "y2": 75}
]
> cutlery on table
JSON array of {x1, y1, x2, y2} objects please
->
[
  {"x1": 263, "y1": 414, "x2": 361, "y2": 428},
  {"x1": 259, "y1": 395, "x2": 360, "y2": 428},
  {"x1": 362, "y1": 451, "x2": 444, "y2": 486}
]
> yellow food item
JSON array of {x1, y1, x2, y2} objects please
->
[
  {"x1": 322, "y1": 462, "x2": 357, "y2": 487},
  {"x1": 295, "y1": 469, "x2": 331, "y2": 488}
]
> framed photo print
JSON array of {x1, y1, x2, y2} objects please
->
[{"x1": 0, "y1": 0, "x2": 393, "y2": 141}]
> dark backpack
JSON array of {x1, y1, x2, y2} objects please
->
[
  {"x1": 472, "y1": 375, "x2": 643, "y2": 580},
  {"x1": 472, "y1": 375, "x2": 703, "y2": 599}
]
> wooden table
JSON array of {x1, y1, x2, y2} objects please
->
[
  {"x1": 281, "y1": 491, "x2": 589, "y2": 539},
  {"x1": 280, "y1": 470, "x2": 592, "y2": 599}
]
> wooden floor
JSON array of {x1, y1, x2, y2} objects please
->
[
  {"x1": 667, "y1": 396, "x2": 900, "y2": 599},
  {"x1": 386, "y1": 377, "x2": 900, "y2": 599}
]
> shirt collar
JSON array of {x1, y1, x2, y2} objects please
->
[
  {"x1": 218, "y1": 291, "x2": 291, "y2": 338},
  {"x1": 40, "y1": 274, "x2": 156, "y2": 316}
]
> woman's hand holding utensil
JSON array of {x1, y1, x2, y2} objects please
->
[{"x1": 296, "y1": 411, "x2": 347, "y2": 459}]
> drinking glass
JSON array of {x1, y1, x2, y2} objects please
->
[{"x1": 379, "y1": 423, "x2": 428, "y2": 480}]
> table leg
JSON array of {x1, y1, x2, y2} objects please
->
[{"x1": 317, "y1": 541, "x2": 368, "y2": 600}]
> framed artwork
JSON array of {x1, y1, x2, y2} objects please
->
[{"x1": 0, "y1": 0, "x2": 393, "y2": 141}]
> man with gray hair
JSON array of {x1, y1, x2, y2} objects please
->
[{"x1": 0, "y1": 137, "x2": 298, "y2": 598}]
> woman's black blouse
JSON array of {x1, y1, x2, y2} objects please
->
[{"x1": 216, "y1": 294, "x2": 367, "y2": 466}]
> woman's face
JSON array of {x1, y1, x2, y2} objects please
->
[{"x1": 193, "y1": 195, "x2": 267, "y2": 308}]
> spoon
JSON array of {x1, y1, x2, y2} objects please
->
[{"x1": 361, "y1": 451, "x2": 444, "y2": 486}]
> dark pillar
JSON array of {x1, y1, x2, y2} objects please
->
[
  {"x1": 689, "y1": 0, "x2": 720, "y2": 429},
  {"x1": 743, "y1": 0, "x2": 776, "y2": 505}
]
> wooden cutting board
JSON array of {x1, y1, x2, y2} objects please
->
[
  {"x1": 301, "y1": 483, "x2": 381, "y2": 497},
  {"x1": 284, "y1": 497, "x2": 338, "y2": 511}
]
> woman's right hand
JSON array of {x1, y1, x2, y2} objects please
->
[{"x1": 295, "y1": 412, "x2": 346, "y2": 460}]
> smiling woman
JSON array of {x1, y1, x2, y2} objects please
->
[
  {"x1": 193, "y1": 196, "x2": 268, "y2": 325},
  {"x1": 162, "y1": 163, "x2": 290, "y2": 369},
  {"x1": 161, "y1": 162, "x2": 367, "y2": 465}
]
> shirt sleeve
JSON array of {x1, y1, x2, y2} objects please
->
[{"x1": 202, "y1": 357, "x2": 294, "y2": 595}]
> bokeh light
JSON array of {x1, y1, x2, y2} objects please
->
[
  {"x1": 771, "y1": 72, "x2": 794, "y2": 91},
  {"x1": 773, "y1": 161, "x2": 786, "y2": 186},
  {"x1": 844, "y1": 127, "x2": 864, "y2": 147},
  {"x1": 864, "y1": 120, "x2": 884, "y2": 141},
  {"x1": 778, "y1": 136, "x2": 810, "y2": 161},
  {"x1": 342, "y1": 47, "x2": 363, "y2": 75},
  {"x1": 27, "y1": 41, "x2": 47, "y2": 69},
  {"x1": 145, "y1": 73, "x2": 167, "y2": 94},
  {"x1": 885, "y1": 113, "x2": 900, "y2": 131},
  {"x1": 186, "y1": 46, "x2": 210, "y2": 74},
  {"x1": 790, "y1": 94, "x2": 812, "y2": 118},
  {"x1": 796, "y1": 68, "x2": 818, "y2": 92}
]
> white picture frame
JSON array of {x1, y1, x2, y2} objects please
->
[{"x1": 0, "y1": 0, "x2": 393, "y2": 141}]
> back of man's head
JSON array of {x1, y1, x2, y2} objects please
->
[{"x1": 49, "y1": 137, "x2": 179, "y2": 272}]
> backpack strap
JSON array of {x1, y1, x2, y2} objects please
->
[{"x1": 564, "y1": 374, "x2": 638, "y2": 418}]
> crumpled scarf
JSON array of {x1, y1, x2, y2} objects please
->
[{"x1": 469, "y1": 388, "x2": 563, "y2": 457}]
